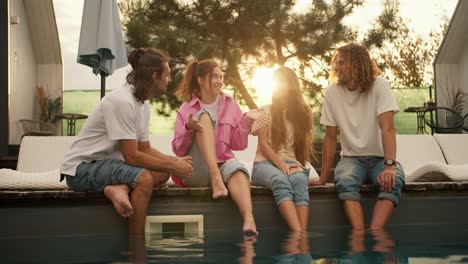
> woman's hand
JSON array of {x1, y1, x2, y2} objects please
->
[
  {"x1": 185, "y1": 113, "x2": 203, "y2": 131},
  {"x1": 308, "y1": 178, "x2": 327, "y2": 186},
  {"x1": 278, "y1": 162, "x2": 299, "y2": 176}
]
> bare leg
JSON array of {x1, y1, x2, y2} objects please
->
[
  {"x1": 196, "y1": 113, "x2": 228, "y2": 199},
  {"x1": 128, "y1": 171, "x2": 154, "y2": 237},
  {"x1": 298, "y1": 232, "x2": 310, "y2": 254},
  {"x1": 149, "y1": 171, "x2": 171, "y2": 187},
  {"x1": 295, "y1": 205, "x2": 309, "y2": 232},
  {"x1": 343, "y1": 200, "x2": 365, "y2": 230},
  {"x1": 348, "y1": 228, "x2": 365, "y2": 253},
  {"x1": 281, "y1": 231, "x2": 301, "y2": 255},
  {"x1": 128, "y1": 235, "x2": 147, "y2": 264},
  {"x1": 104, "y1": 184, "x2": 133, "y2": 218},
  {"x1": 369, "y1": 199, "x2": 394, "y2": 230},
  {"x1": 227, "y1": 171, "x2": 258, "y2": 235},
  {"x1": 278, "y1": 201, "x2": 302, "y2": 233},
  {"x1": 371, "y1": 229, "x2": 395, "y2": 253}
]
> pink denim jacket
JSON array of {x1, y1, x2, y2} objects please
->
[{"x1": 171, "y1": 92, "x2": 252, "y2": 186}]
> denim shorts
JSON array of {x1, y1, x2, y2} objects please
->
[
  {"x1": 174, "y1": 108, "x2": 249, "y2": 187},
  {"x1": 65, "y1": 159, "x2": 145, "y2": 192},
  {"x1": 334, "y1": 156, "x2": 405, "y2": 207},
  {"x1": 252, "y1": 160, "x2": 310, "y2": 207}
]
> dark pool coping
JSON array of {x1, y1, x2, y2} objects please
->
[{"x1": 1, "y1": 182, "x2": 468, "y2": 199}]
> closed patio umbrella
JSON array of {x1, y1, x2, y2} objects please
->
[{"x1": 77, "y1": 0, "x2": 127, "y2": 99}]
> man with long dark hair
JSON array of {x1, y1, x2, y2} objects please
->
[{"x1": 60, "y1": 48, "x2": 193, "y2": 237}]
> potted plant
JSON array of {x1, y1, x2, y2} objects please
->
[{"x1": 36, "y1": 86, "x2": 62, "y2": 124}]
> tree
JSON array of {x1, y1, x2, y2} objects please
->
[
  {"x1": 120, "y1": 0, "x2": 400, "y2": 115},
  {"x1": 371, "y1": 10, "x2": 449, "y2": 88}
]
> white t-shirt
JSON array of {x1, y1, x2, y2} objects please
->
[
  {"x1": 320, "y1": 76, "x2": 399, "y2": 157},
  {"x1": 60, "y1": 86, "x2": 150, "y2": 176},
  {"x1": 200, "y1": 95, "x2": 219, "y2": 120}
]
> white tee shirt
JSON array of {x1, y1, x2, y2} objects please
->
[
  {"x1": 320, "y1": 76, "x2": 399, "y2": 157},
  {"x1": 200, "y1": 95, "x2": 219, "y2": 120},
  {"x1": 60, "y1": 87, "x2": 150, "y2": 176}
]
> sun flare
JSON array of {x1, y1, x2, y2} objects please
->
[{"x1": 251, "y1": 66, "x2": 278, "y2": 105}]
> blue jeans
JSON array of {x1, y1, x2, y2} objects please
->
[
  {"x1": 252, "y1": 160, "x2": 310, "y2": 206},
  {"x1": 66, "y1": 160, "x2": 145, "y2": 192},
  {"x1": 334, "y1": 156, "x2": 405, "y2": 207}
]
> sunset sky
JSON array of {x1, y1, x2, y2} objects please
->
[{"x1": 53, "y1": 0, "x2": 458, "y2": 93}]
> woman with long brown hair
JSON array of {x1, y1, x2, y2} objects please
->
[{"x1": 251, "y1": 66, "x2": 316, "y2": 233}]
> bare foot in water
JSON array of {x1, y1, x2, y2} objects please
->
[
  {"x1": 104, "y1": 185, "x2": 133, "y2": 218},
  {"x1": 242, "y1": 217, "x2": 258, "y2": 237},
  {"x1": 211, "y1": 176, "x2": 228, "y2": 199},
  {"x1": 281, "y1": 232, "x2": 301, "y2": 255}
]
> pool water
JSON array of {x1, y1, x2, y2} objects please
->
[{"x1": 3, "y1": 224, "x2": 468, "y2": 263}]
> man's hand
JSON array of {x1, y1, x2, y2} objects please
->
[
  {"x1": 378, "y1": 167, "x2": 396, "y2": 192},
  {"x1": 185, "y1": 113, "x2": 203, "y2": 131},
  {"x1": 173, "y1": 156, "x2": 193, "y2": 177}
]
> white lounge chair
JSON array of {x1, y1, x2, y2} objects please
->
[
  {"x1": 396, "y1": 134, "x2": 468, "y2": 182},
  {"x1": 433, "y1": 134, "x2": 468, "y2": 165},
  {"x1": 0, "y1": 135, "x2": 261, "y2": 189},
  {"x1": 0, "y1": 136, "x2": 75, "y2": 190}
]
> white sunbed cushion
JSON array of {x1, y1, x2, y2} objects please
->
[
  {"x1": 396, "y1": 135, "x2": 446, "y2": 176},
  {"x1": 0, "y1": 169, "x2": 66, "y2": 190},
  {"x1": 433, "y1": 134, "x2": 468, "y2": 165},
  {"x1": 17, "y1": 136, "x2": 77, "y2": 172},
  {"x1": 407, "y1": 162, "x2": 468, "y2": 182}
]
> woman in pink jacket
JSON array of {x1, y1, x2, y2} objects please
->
[{"x1": 171, "y1": 59, "x2": 258, "y2": 235}]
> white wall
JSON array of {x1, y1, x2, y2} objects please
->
[
  {"x1": 459, "y1": 45, "x2": 468, "y2": 94},
  {"x1": 9, "y1": 0, "x2": 37, "y2": 144},
  {"x1": 435, "y1": 64, "x2": 459, "y2": 108}
]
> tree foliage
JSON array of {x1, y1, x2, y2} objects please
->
[
  {"x1": 372, "y1": 9, "x2": 449, "y2": 88},
  {"x1": 120, "y1": 0, "x2": 400, "y2": 115}
]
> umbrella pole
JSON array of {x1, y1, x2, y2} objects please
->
[{"x1": 100, "y1": 72, "x2": 106, "y2": 99}]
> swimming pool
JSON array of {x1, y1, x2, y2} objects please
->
[
  {"x1": 3, "y1": 224, "x2": 468, "y2": 263},
  {"x1": 2, "y1": 183, "x2": 468, "y2": 263}
]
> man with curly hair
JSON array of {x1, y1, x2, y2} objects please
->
[{"x1": 310, "y1": 43, "x2": 405, "y2": 230}]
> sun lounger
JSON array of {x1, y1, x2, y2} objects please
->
[
  {"x1": 0, "y1": 135, "x2": 261, "y2": 189},
  {"x1": 397, "y1": 135, "x2": 468, "y2": 182},
  {"x1": 0, "y1": 136, "x2": 75, "y2": 190},
  {"x1": 2, "y1": 134, "x2": 467, "y2": 190},
  {"x1": 433, "y1": 134, "x2": 468, "y2": 165}
]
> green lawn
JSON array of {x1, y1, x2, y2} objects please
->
[
  {"x1": 393, "y1": 87, "x2": 432, "y2": 134},
  {"x1": 63, "y1": 87, "x2": 431, "y2": 140},
  {"x1": 63, "y1": 90, "x2": 177, "y2": 136}
]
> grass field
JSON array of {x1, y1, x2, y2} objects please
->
[{"x1": 63, "y1": 87, "x2": 431, "y2": 140}]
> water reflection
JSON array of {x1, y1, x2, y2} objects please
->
[
  {"x1": 276, "y1": 232, "x2": 312, "y2": 264},
  {"x1": 146, "y1": 233, "x2": 205, "y2": 259},
  {"x1": 239, "y1": 236, "x2": 257, "y2": 264},
  {"x1": 107, "y1": 226, "x2": 468, "y2": 263},
  {"x1": 316, "y1": 229, "x2": 408, "y2": 264}
]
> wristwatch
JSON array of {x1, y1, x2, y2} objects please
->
[{"x1": 384, "y1": 159, "x2": 397, "y2": 166}]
